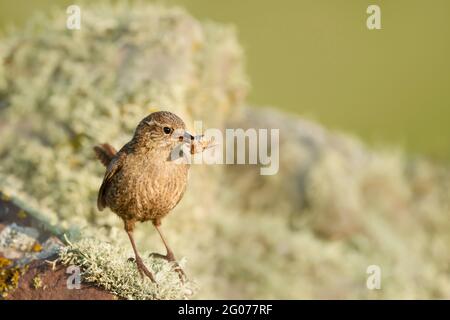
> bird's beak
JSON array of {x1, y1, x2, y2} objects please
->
[{"x1": 179, "y1": 131, "x2": 194, "y2": 143}]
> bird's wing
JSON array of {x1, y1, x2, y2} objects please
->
[{"x1": 97, "y1": 152, "x2": 124, "y2": 211}]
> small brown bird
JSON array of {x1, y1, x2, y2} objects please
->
[{"x1": 94, "y1": 111, "x2": 198, "y2": 283}]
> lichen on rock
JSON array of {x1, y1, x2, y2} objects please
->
[
  {"x1": 59, "y1": 237, "x2": 195, "y2": 300},
  {"x1": 0, "y1": 256, "x2": 26, "y2": 298}
]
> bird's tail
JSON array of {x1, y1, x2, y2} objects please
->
[{"x1": 93, "y1": 143, "x2": 117, "y2": 167}]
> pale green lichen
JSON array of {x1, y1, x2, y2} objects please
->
[
  {"x1": 0, "y1": 223, "x2": 39, "y2": 252},
  {"x1": 59, "y1": 237, "x2": 196, "y2": 300},
  {"x1": 0, "y1": 2, "x2": 244, "y2": 299}
]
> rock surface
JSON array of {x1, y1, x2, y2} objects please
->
[{"x1": 0, "y1": 193, "x2": 116, "y2": 299}]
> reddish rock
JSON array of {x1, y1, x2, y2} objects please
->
[{"x1": 6, "y1": 258, "x2": 116, "y2": 300}]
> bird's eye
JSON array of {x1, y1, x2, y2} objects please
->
[{"x1": 163, "y1": 127, "x2": 172, "y2": 134}]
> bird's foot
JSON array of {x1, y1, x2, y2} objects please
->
[
  {"x1": 149, "y1": 252, "x2": 187, "y2": 283},
  {"x1": 148, "y1": 251, "x2": 175, "y2": 262},
  {"x1": 133, "y1": 256, "x2": 156, "y2": 283}
]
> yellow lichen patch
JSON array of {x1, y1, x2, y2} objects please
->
[
  {"x1": 17, "y1": 210, "x2": 27, "y2": 219},
  {"x1": 32, "y1": 275, "x2": 43, "y2": 289},
  {"x1": 32, "y1": 242, "x2": 42, "y2": 252},
  {"x1": 0, "y1": 257, "x2": 12, "y2": 268},
  {"x1": 0, "y1": 262, "x2": 24, "y2": 298}
]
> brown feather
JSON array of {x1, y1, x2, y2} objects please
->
[
  {"x1": 93, "y1": 143, "x2": 117, "y2": 167},
  {"x1": 93, "y1": 111, "x2": 193, "y2": 282},
  {"x1": 95, "y1": 111, "x2": 189, "y2": 221},
  {"x1": 97, "y1": 153, "x2": 124, "y2": 211}
]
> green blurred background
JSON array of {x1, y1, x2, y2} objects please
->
[{"x1": 1, "y1": 0, "x2": 449, "y2": 161}]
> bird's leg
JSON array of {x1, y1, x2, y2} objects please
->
[
  {"x1": 149, "y1": 219, "x2": 186, "y2": 281},
  {"x1": 125, "y1": 220, "x2": 156, "y2": 283},
  {"x1": 150, "y1": 222, "x2": 176, "y2": 261}
]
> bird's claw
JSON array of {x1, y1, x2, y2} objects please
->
[
  {"x1": 134, "y1": 256, "x2": 156, "y2": 283},
  {"x1": 148, "y1": 252, "x2": 175, "y2": 261},
  {"x1": 149, "y1": 252, "x2": 187, "y2": 283}
]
